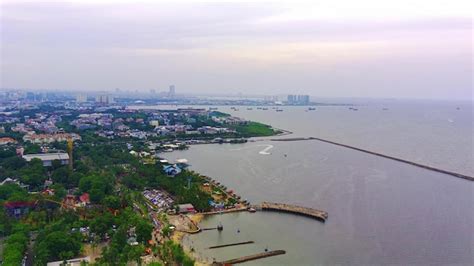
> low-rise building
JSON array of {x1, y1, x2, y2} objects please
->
[
  {"x1": 47, "y1": 256, "x2": 91, "y2": 266},
  {"x1": 178, "y1": 203, "x2": 196, "y2": 214},
  {"x1": 0, "y1": 137, "x2": 17, "y2": 145},
  {"x1": 23, "y1": 132, "x2": 81, "y2": 143},
  {"x1": 22, "y1": 153, "x2": 70, "y2": 167}
]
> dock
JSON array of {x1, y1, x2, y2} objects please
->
[
  {"x1": 215, "y1": 250, "x2": 286, "y2": 265},
  {"x1": 258, "y1": 202, "x2": 328, "y2": 222},
  {"x1": 202, "y1": 207, "x2": 248, "y2": 216},
  {"x1": 208, "y1": 241, "x2": 254, "y2": 249}
]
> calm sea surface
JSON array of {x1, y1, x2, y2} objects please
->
[{"x1": 153, "y1": 100, "x2": 473, "y2": 265}]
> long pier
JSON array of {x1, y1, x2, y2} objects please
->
[
  {"x1": 270, "y1": 137, "x2": 474, "y2": 181},
  {"x1": 208, "y1": 241, "x2": 254, "y2": 249},
  {"x1": 258, "y1": 202, "x2": 328, "y2": 222},
  {"x1": 215, "y1": 250, "x2": 286, "y2": 265}
]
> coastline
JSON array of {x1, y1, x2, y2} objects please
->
[{"x1": 172, "y1": 213, "x2": 210, "y2": 266}]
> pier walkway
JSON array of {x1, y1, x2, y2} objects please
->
[
  {"x1": 215, "y1": 250, "x2": 286, "y2": 265},
  {"x1": 270, "y1": 137, "x2": 474, "y2": 181},
  {"x1": 258, "y1": 202, "x2": 328, "y2": 222}
]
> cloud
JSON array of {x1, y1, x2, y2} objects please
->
[{"x1": 0, "y1": 1, "x2": 472, "y2": 99}]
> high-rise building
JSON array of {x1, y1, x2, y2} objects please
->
[
  {"x1": 169, "y1": 85, "x2": 175, "y2": 98},
  {"x1": 287, "y1": 94, "x2": 310, "y2": 105},
  {"x1": 95, "y1": 94, "x2": 113, "y2": 104},
  {"x1": 297, "y1": 95, "x2": 310, "y2": 105},
  {"x1": 76, "y1": 94, "x2": 87, "y2": 103},
  {"x1": 287, "y1": 95, "x2": 297, "y2": 103}
]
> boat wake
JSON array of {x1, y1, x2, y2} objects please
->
[{"x1": 258, "y1": 145, "x2": 274, "y2": 155}]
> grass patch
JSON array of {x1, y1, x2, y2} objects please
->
[{"x1": 233, "y1": 122, "x2": 277, "y2": 137}]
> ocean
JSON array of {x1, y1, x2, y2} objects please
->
[{"x1": 157, "y1": 99, "x2": 473, "y2": 265}]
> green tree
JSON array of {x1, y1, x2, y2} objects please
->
[
  {"x1": 135, "y1": 220, "x2": 153, "y2": 244},
  {"x1": 103, "y1": 195, "x2": 121, "y2": 210}
]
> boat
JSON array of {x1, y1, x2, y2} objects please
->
[
  {"x1": 276, "y1": 109, "x2": 283, "y2": 112},
  {"x1": 248, "y1": 207, "x2": 256, "y2": 213},
  {"x1": 247, "y1": 107, "x2": 253, "y2": 110},
  {"x1": 308, "y1": 107, "x2": 316, "y2": 111},
  {"x1": 262, "y1": 107, "x2": 268, "y2": 110}
]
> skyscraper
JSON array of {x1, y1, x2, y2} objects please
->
[{"x1": 169, "y1": 85, "x2": 175, "y2": 98}]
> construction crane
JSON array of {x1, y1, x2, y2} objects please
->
[
  {"x1": 34, "y1": 197, "x2": 89, "y2": 218},
  {"x1": 67, "y1": 137, "x2": 74, "y2": 170}
]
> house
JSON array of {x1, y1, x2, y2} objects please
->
[
  {"x1": 0, "y1": 177, "x2": 29, "y2": 190},
  {"x1": 22, "y1": 153, "x2": 70, "y2": 167},
  {"x1": 178, "y1": 203, "x2": 196, "y2": 214},
  {"x1": 79, "y1": 193, "x2": 90, "y2": 206},
  {"x1": 4, "y1": 201, "x2": 35, "y2": 218},
  {"x1": 1, "y1": 177, "x2": 21, "y2": 186},
  {"x1": 0, "y1": 137, "x2": 17, "y2": 145},
  {"x1": 42, "y1": 188, "x2": 55, "y2": 196},
  {"x1": 163, "y1": 165, "x2": 181, "y2": 176}
]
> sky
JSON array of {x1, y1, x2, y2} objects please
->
[{"x1": 0, "y1": 0, "x2": 472, "y2": 100}]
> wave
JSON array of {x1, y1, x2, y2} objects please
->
[{"x1": 259, "y1": 144, "x2": 274, "y2": 155}]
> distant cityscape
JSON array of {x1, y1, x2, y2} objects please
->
[{"x1": 0, "y1": 87, "x2": 316, "y2": 107}]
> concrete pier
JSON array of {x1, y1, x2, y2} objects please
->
[
  {"x1": 258, "y1": 202, "x2": 328, "y2": 222},
  {"x1": 208, "y1": 241, "x2": 254, "y2": 249},
  {"x1": 215, "y1": 250, "x2": 286, "y2": 265},
  {"x1": 270, "y1": 136, "x2": 474, "y2": 181}
]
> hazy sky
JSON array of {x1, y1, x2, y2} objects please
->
[{"x1": 1, "y1": 0, "x2": 472, "y2": 100}]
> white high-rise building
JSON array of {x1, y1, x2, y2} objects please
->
[{"x1": 168, "y1": 85, "x2": 175, "y2": 98}]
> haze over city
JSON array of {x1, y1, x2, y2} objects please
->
[{"x1": 1, "y1": 0, "x2": 472, "y2": 100}]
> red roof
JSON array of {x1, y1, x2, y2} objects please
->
[{"x1": 79, "y1": 193, "x2": 90, "y2": 203}]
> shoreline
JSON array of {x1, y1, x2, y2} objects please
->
[{"x1": 172, "y1": 213, "x2": 211, "y2": 266}]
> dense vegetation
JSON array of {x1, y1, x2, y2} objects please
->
[
  {"x1": 0, "y1": 136, "x2": 211, "y2": 265},
  {"x1": 0, "y1": 106, "x2": 277, "y2": 265},
  {"x1": 233, "y1": 121, "x2": 278, "y2": 137}
]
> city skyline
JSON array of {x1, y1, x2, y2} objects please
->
[{"x1": 1, "y1": 0, "x2": 472, "y2": 100}]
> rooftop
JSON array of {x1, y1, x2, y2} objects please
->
[{"x1": 23, "y1": 152, "x2": 70, "y2": 161}]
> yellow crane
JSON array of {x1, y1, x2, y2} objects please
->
[{"x1": 67, "y1": 137, "x2": 74, "y2": 170}]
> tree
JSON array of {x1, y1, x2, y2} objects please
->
[
  {"x1": 136, "y1": 220, "x2": 153, "y2": 244},
  {"x1": 24, "y1": 143, "x2": 41, "y2": 154},
  {"x1": 2, "y1": 226, "x2": 29, "y2": 265},
  {"x1": 34, "y1": 231, "x2": 81, "y2": 264},
  {"x1": 0, "y1": 183, "x2": 28, "y2": 201},
  {"x1": 103, "y1": 195, "x2": 121, "y2": 210},
  {"x1": 51, "y1": 159, "x2": 63, "y2": 170},
  {"x1": 90, "y1": 212, "x2": 114, "y2": 239},
  {"x1": 50, "y1": 184, "x2": 67, "y2": 200},
  {"x1": 1, "y1": 156, "x2": 26, "y2": 170}
]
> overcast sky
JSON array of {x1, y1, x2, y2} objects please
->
[{"x1": 1, "y1": 0, "x2": 472, "y2": 100}]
